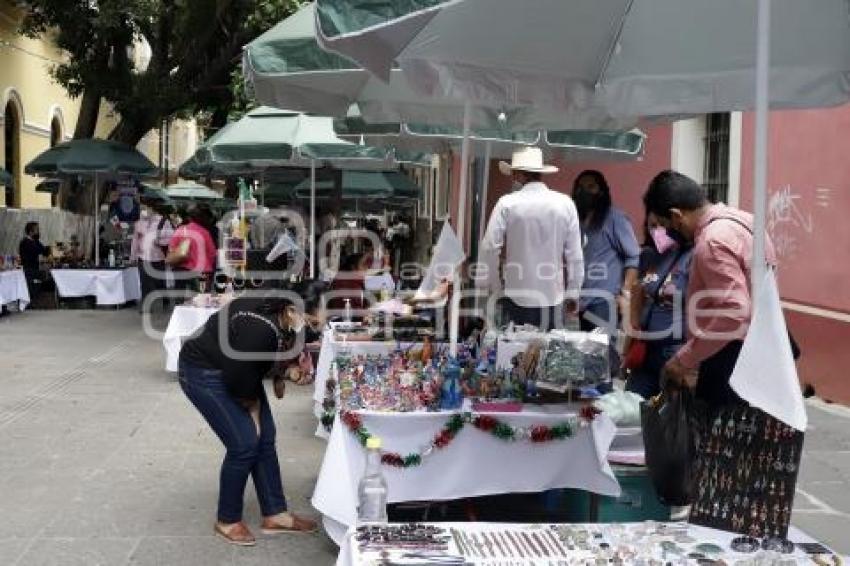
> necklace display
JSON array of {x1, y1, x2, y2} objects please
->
[
  {"x1": 690, "y1": 405, "x2": 804, "y2": 539},
  {"x1": 353, "y1": 522, "x2": 823, "y2": 565}
]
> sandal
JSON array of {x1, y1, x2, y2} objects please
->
[
  {"x1": 215, "y1": 522, "x2": 256, "y2": 546},
  {"x1": 261, "y1": 513, "x2": 319, "y2": 535}
]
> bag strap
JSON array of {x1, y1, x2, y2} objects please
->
[{"x1": 640, "y1": 248, "x2": 685, "y2": 329}]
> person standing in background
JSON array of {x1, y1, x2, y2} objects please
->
[
  {"x1": 166, "y1": 205, "x2": 217, "y2": 295},
  {"x1": 19, "y1": 222, "x2": 51, "y2": 300},
  {"x1": 573, "y1": 170, "x2": 641, "y2": 334},
  {"x1": 131, "y1": 203, "x2": 174, "y2": 312},
  {"x1": 481, "y1": 147, "x2": 584, "y2": 330},
  {"x1": 623, "y1": 210, "x2": 693, "y2": 399}
]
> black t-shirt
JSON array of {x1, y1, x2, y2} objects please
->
[
  {"x1": 19, "y1": 237, "x2": 48, "y2": 272},
  {"x1": 180, "y1": 297, "x2": 285, "y2": 401}
]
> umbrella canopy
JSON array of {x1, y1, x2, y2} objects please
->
[
  {"x1": 34, "y1": 178, "x2": 61, "y2": 194},
  {"x1": 179, "y1": 107, "x2": 390, "y2": 179},
  {"x1": 291, "y1": 170, "x2": 421, "y2": 201},
  {"x1": 316, "y1": 0, "x2": 850, "y2": 121},
  {"x1": 334, "y1": 115, "x2": 645, "y2": 160},
  {"x1": 243, "y1": 3, "x2": 631, "y2": 130},
  {"x1": 25, "y1": 138, "x2": 158, "y2": 177},
  {"x1": 164, "y1": 183, "x2": 225, "y2": 200},
  {"x1": 138, "y1": 184, "x2": 174, "y2": 205}
]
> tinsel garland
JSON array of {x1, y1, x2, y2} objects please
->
[{"x1": 340, "y1": 407, "x2": 599, "y2": 468}]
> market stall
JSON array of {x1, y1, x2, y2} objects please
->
[
  {"x1": 51, "y1": 266, "x2": 141, "y2": 307},
  {"x1": 0, "y1": 269, "x2": 30, "y2": 311},
  {"x1": 314, "y1": 407, "x2": 620, "y2": 544},
  {"x1": 338, "y1": 521, "x2": 837, "y2": 566}
]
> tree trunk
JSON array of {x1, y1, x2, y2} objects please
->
[
  {"x1": 108, "y1": 116, "x2": 156, "y2": 147},
  {"x1": 72, "y1": 89, "x2": 102, "y2": 139}
]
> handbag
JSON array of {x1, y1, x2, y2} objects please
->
[{"x1": 623, "y1": 249, "x2": 684, "y2": 370}]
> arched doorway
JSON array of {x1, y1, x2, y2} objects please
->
[
  {"x1": 4, "y1": 99, "x2": 21, "y2": 208},
  {"x1": 50, "y1": 115, "x2": 63, "y2": 207}
]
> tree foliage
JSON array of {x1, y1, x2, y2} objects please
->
[{"x1": 21, "y1": 0, "x2": 303, "y2": 146}]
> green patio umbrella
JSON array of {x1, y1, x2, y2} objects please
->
[
  {"x1": 291, "y1": 170, "x2": 421, "y2": 201},
  {"x1": 25, "y1": 138, "x2": 158, "y2": 266},
  {"x1": 181, "y1": 107, "x2": 390, "y2": 178},
  {"x1": 25, "y1": 139, "x2": 158, "y2": 177},
  {"x1": 137, "y1": 184, "x2": 174, "y2": 205},
  {"x1": 164, "y1": 183, "x2": 225, "y2": 200},
  {"x1": 0, "y1": 168, "x2": 12, "y2": 187},
  {"x1": 35, "y1": 178, "x2": 61, "y2": 194}
]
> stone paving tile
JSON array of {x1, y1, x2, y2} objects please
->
[
  {"x1": 0, "y1": 538, "x2": 30, "y2": 565},
  {"x1": 13, "y1": 537, "x2": 138, "y2": 566},
  {"x1": 127, "y1": 537, "x2": 234, "y2": 566}
]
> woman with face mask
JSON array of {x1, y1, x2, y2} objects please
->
[
  {"x1": 622, "y1": 211, "x2": 694, "y2": 398},
  {"x1": 177, "y1": 283, "x2": 325, "y2": 546}
]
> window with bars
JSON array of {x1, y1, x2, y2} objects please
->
[{"x1": 703, "y1": 112, "x2": 731, "y2": 203}]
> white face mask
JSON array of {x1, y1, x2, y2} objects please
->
[
  {"x1": 511, "y1": 180, "x2": 523, "y2": 192},
  {"x1": 290, "y1": 312, "x2": 305, "y2": 332},
  {"x1": 140, "y1": 208, "x2": 151, "y2": 219}
]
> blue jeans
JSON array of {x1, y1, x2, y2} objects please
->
[{"x1": 178, "y1": 362, "x2": 287, "y2": 523}]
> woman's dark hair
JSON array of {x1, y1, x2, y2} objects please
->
[
  {"x1": 24, "y1": 221, "x2": 38, "y2": 236},
  {"x1": 293, "y1": 279, "x2": 327, "y2": 314},
  {"x1": 573, "y1": 169, "x2": 612, "y2": 228},
  {"x1": 339, "y1": 252, "x2": 362, "y2": 272},
  {"x1": 643, "y1": 170, "x2": 707, "y2": 219}
]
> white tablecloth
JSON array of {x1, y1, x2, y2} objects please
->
[
  {"x1": 162, "y1": 305, "x2": 219, "y2": 372},
  {"x1": 312, "y1": 408, "x2": 621, "y2": 544},
  {"x1": 0, "y1": 270, "x2": 30, "y2": 310},
  {"x1": 338, "y1": 522, "x2": 827, "y2": 566},
  {"x1": 51, "y1": 267, "x2": 141, "y2": 306}
]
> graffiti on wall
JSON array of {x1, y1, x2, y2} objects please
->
[{"x1": 767, "y1": 185, "x2": 824, "y2": 260}]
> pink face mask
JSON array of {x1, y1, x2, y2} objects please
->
[{"x1": 651, "y1": 226, "x2": 677, "y2": 254}]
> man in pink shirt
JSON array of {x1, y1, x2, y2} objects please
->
[
  {"x1": 643, "y1": 170, "x2": 778, "y2": 409},
  {"x1": 167, "y1": 205, "x2": 217, "y2": 294}
]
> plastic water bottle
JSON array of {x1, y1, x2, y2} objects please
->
[
  {"x1": 357, "y1": 436, "x2": 388, "y2": 524},
  {"x1": 344, "y1": 298, "x2": 352, "y2": 324},
  {"x1": 108, "y1": 249, "x2": 116, "y2": 268},
  {"x1": 440, "y1": 358, "x2": 463, "y2": 410}
]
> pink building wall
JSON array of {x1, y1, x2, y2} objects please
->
[{"x1": 738, "y1": 106, "x2": 850, "y2": 403}]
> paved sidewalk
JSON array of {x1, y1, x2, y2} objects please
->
[
  {"x1": 0, "y1": 310, "x2": 337, "y2": 565},
  {"x1": 0, "y1": 309, "x2": 848, "y2": 564}
]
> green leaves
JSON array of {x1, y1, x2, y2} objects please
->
[{"x1": 18, "y1": 0, "x2": 306, "y2": 145}]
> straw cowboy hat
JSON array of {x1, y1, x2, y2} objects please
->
[{"x1": 498, "y1": 146, "x2": 558, "y2": 176}]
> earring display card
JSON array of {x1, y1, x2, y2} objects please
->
[{"x1": 690, "y1": 404, "x2": 804, "y2": 538}]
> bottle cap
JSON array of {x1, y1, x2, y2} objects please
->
[{"x1": 366, "y1": 436, "x2": 382, "y2": 450}]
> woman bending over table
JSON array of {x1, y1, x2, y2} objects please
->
[{"x1": 178, "y1": 284, "x2": 323, "y2": 545}]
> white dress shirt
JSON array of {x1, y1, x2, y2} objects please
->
[{"x1": 480, "y1": 182, "x2": 584, "y2": 307}]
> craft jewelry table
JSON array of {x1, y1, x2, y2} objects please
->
[
  {"x1": 162, "y1": 304, "x2": 220, "y2": 372},
  {"x1": 0, "y1": 270, "x2": 30, "y2": 311},
  {"x1": 313, "y1": 325, "x2": 427, "y2": 439},
  {"x1": 338, "y1": 521, "x2": 833, "y2": 566},
  {"x1": 51, "y1": 267, "x2": 141, "y2": 307},
  {"x1": 312, "y1": 406, "x2": 621, "y2": 545}
]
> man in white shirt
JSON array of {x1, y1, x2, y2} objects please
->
[{"x1": 480, "y1": 147, "x2": 584, "y2": 330}]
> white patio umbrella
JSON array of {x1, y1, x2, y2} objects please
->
[
  {"x1": 316, "y1": 0, "x2": 850, "y2": 296},
  {"x1": 316, "y1": 0, "x2": 837, "y2": 427},
  {"x1": 244, "y1": 2, "x2": 649, "y2": 354}
]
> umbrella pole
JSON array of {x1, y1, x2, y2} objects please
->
[
  {"x1": 450, "y1": 101, "x2": 472, "y2": 357},
  {"x1": 93, "y1": 173, "x2": 99, "y2": 267},
  {"x1": 310, "y1": 159, "x2": 316, "y2": 280},
  {"x1": 752, "y1": 0, "x2": 770, "y2": 298},
  {"x1": 478, "y1": 140, "x2": 492, "y2": 243}
]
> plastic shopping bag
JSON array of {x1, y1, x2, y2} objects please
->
[{"x1": 640, "y1": 389, "x2": 703, "y2": 506}]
